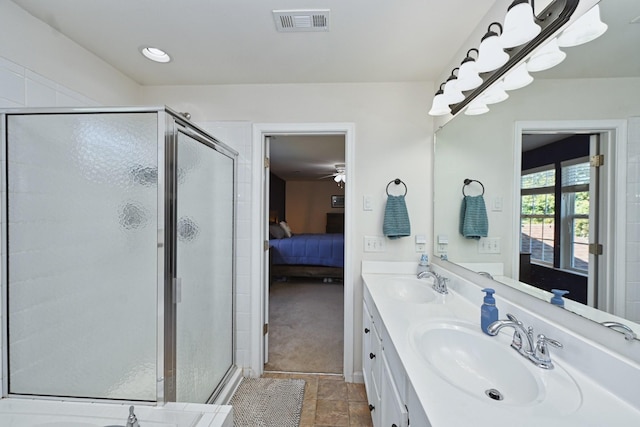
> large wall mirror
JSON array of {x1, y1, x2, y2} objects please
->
[{"x1": 433, "y1": 0, "x2": 640, "y2": 337}]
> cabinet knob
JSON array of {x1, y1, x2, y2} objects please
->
[
  {"x1": 364, "y1": 328, "x2": 370, "y2": 334},
  {"x1": 369, "y1": 352, "x2": 376, "y2": 359},
  {"x1": 368, "y1": 404, "x2": 375, "y2": 411},
  {"x1": 392, "y1": 424, "x2": 398, "y2": 427}
]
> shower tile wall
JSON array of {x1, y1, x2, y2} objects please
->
[
  {"x1": 627, "y1": 118, "x2": 640, "y2": 323},
  {"x1": 0, "y1": 55, "x2": 99, "y2": 394},
  {"x1": 200, "y1": 122, "x2": 253, "y2": 371}
]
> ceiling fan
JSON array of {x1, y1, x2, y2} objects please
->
[{"x1": 318, "y1": 163, "x2": 346, "y2": 187}]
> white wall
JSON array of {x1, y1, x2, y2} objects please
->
[
  {"x1": 435, "y1": 76, "x2": 640, "y2": 322},
  {"x1": 139, "y1": 82, "x2": 434, "y2": 376}
]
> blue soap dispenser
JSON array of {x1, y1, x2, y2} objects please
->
[
  {"x1": 481, "y1": 288, "x2": 499, "y2": 335},
  {"x1": 550, "y1": 289, "x2": 569, "y2": 307}
]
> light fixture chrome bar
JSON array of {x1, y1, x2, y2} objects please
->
[{"x1": 449, "y1": 0, "x2": 579, "y2": 115}]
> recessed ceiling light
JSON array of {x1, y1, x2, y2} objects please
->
[{"x1": 141, "y1": 47, "x2": 171, "y2": 63}]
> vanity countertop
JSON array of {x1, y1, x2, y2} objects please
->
[{"x1": 362, "y1": 271, "x2": 640, "y2": 427}]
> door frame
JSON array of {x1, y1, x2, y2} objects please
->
[
  {"x1": 513, "y1": 120, "x2": 627, "y2": 316},
  {"x1": 250, "y1": 122, "x2": 356, "y2": 380}
]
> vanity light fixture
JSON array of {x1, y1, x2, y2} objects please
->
[
  {"x1": 503, "y1": 63, "x2": 534, "y2": 90},
  {"x1": 428, "y1": 83, "x2": 452, "y2": 116},
  {"x1": 557, "y1": 4, "x2": 607, "y2": 47},
  {"x1": 480, "y1": 81, "x2": 509, "y2": 105},
  {"x1": 464, "y1": 98, "x2": 490, "y2": 116},
  {"x1": 443, "y1": 68, "x2": 465, "y2": 104},
  {"x1": 141, "y1": 47, "x2": 171, "y2": 63},
  {"x1": 500, "y1": 0, "x2": 542, "y2": 48},
  {"x1": 456, "y1": 49, "x2": 483, "y2": 91},
  {"x1": 429, "y1": 0, "x2": 583, "y2": 117},
  {"x1": 476, "y1": 23, "x2": 510, "y2": 73},
  {"x1": 527, "y1": 37, "x2": 566, "y2": 72}
]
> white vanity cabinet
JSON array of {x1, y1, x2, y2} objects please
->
[{"x1": 363, "y1": 289, "x2": 414, "y2": 427}]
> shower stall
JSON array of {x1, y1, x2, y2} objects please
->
[{"x1": 0, "y1": 107, "x2": 236, "y2": 404}]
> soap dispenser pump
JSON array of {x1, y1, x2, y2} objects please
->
[
  {"x1": 550, "y1": 289, "x2": 569, "y2": 307},
  {"x1": 481, "y1": 288, "x2": 498, "y2": 335},
  {"x1": 417, "y1": 254, "x2": 430, "y2": 275}
]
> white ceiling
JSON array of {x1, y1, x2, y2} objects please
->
[{"x1": 10, "y1": 0, "x2": 496, "y2": 86}]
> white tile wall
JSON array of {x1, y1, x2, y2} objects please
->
[
  {"x1": 627, "y1": 117, "x2": 640, "y2": 322},
  {"x1": 0, "y1": 54, "x2": 102, "y2": 396},
  {"x1": 199, "y1": 122, "x2": 253, "y2": 372}
]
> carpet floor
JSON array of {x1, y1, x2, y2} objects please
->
[
  {"x1": 265, "y1": 278, "x2": 344, "y2": 374},
  {"x1": 229, "y1": 377, "x2": 305, "y2": 427}
]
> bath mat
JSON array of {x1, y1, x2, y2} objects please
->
[{"x1": 229, "y1": 377, "x2": 305, "y2": 427}]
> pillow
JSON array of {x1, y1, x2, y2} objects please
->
[
  {"x1": 279, "y1": 221, "x2": 292, "y2": 238},
  {"x1": 269, "y1": 222, "x2": 286, "y2": 239}
]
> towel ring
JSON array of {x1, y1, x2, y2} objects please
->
[
  {"x1": 462, "y1": 178, "x2": 485, "y2": 196},
  {"x1": 386, "y1": 178, "x2": 408, "y2": 196}
]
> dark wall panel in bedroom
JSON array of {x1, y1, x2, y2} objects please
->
[{"x1": 270, "y1": 173, "x2": 286, "y2": 222}]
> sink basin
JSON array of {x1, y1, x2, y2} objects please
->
[
  {"x1": 409, "y1": 320, "x2": 582, "y2": 413},
  {"x1": 384, "y1": 277, "x2": 442, "y2": 303}
]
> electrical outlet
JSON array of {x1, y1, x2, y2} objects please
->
[
  {"x1": 364, "y1": 236, "x2": 386, "y2": 252},
  {"x1": 415, "y1": 243, "x2": 426, "y2": 253},
  {"x1": 478, "y1": 237, "x2": 501, "y2": 254}
]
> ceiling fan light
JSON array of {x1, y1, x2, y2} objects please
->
[
  {"x1": 500, "y1": 0, "x2": 541, "y2": 49},
  {"x1": 476, "y1": 26, "x2": 510, "y2": 73},
  {"x1": 527, "y1": 38, "x2": 566, "y2": 72},
  {"x1": 503, "y1": 63, "x2": 534, "y2": 90},
  {"x1": 557, "y1": 4, "x2": 608, "y2": 48}
]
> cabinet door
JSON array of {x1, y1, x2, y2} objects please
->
[
  {"x1": 363, "y1": 302, "x2": 381, "y2": 426},
  {"x1": 381, "y1": 353, "x2": 408, "y2": 427},
  {"x1": 362, "y1": 302, "x2": 374, "y2": 397}
]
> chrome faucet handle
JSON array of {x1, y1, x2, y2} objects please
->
[
  {"x1": 126, "y1": 405, "x2": 140, "y2": 427},
  {"x1": 533, "y1": 334, "x2": 562, "y2": 369}
]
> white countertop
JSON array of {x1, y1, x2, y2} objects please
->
[{"x1": 362, "y1": 271, "x2": 640, "y2": 427}]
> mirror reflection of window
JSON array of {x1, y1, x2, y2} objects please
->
[{"x1": 520, "y1": 167, "x2": 556, "y2": 265}]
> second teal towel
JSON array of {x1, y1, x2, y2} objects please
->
[{"x1": 459, "y1": 195, "x2": 488, "y2": 239}]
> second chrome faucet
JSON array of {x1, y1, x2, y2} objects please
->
[{"x1": 487, "y1": 313, "x2": 562, "y2": 369}]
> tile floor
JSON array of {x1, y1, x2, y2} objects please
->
[{"x1": 262, "y1": 372, "x2": 373, "y2": 427}]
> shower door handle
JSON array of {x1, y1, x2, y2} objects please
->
[{"x1": 173, "y1": 278, "x2": 182, "y2": 303}]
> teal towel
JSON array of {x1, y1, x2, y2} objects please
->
[
  {"x1": 459, "y1": 195, "x2": 488, "y2": 240},
  {"x1": 383, "y1": 195, "x2": 411, "y2": 239}
]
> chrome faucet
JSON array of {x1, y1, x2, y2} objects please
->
[
  {"x1": 477, "y1": 271, "x2": 494, "y2": 280},
  {"x1": 601, "y1": 321, "x2": 637, "y2": 341},
  {"x1": 126, "y1": 406, "x2": 140, "y2": 427},
  {"x1": 487, "y1": 313, "x2": 562, "y2": 369},
  {"x1": 417, "y1": 270, "x2": 449, "y2": 294}
]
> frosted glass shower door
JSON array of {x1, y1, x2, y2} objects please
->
[
  {"x1": 175, "y1": 129, "x2": 235, "y2": 403},
  {"x1": 5, "y1": 113, "x2": 159, "y2": 401}
]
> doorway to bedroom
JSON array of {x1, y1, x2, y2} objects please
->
[{"x1": 265, "y1": 133, "x2": 346, "y2": 374}]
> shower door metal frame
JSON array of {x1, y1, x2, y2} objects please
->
[{"x1": 162, "y1": 111, "x2": 238, "y2": 404}]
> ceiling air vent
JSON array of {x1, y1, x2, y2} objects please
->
[{"x1": 273, "y1": 9, "x2": 330, "y2": 32}]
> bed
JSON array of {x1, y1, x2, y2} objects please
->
[{"x1": 269, "y1": 233, "x2": 344, "y2": 282}]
